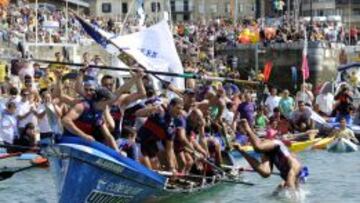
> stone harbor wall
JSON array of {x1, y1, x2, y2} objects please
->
[{"x1": 216, "y1": 42, "x2": 345, "y2": 92}]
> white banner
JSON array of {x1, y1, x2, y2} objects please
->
[{"x1": 107, "y1": 20, "x2": 184, "y2": 89}]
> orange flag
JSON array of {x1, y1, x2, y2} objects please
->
[{"x1": 263, "y1": 61, "x2": 273, "y2": 82}]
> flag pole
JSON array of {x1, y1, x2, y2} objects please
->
[
  {"x1": 10, "y1": 58, "x2": 259, "y2": 85},
  {"x1": 72, "y1": 11, "x2": 166, "y2": 83}
]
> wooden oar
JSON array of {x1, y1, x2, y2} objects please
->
[
  {"x1": 0, "y1": 57, "x2": 260, "y2": 85},
  {"x1": 221, "y1": 164, "x2": 281, "y2": 176},
  {"x1": 0, "y1": 161, "x2": 47, "y2": 181},
  {"x1": 0, "y1": 152, "x2": 22, "y2": 159},
  {"x1": 0, "y1": 144, "x2": 40, "y2": 152},
  {"x1": 184, "y1": 147, "x2": 256, "y2": 186},
  {"x1": 157, "y1": 170, "x2": 255, "y2": 186},
  {"x1": 282, "y1": 129, "x2": 319, "y2": 141}
]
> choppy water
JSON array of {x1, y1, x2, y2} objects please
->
[{"x1": 1, "y1": 150, "x2": 359, "y2": 203}]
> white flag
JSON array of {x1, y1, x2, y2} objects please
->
[{"x1": 111, "y1": 20, "x2": 184, "y2": 89}]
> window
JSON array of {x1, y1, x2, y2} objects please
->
[
  {"x1": 175, "y1": 0, "x2": 184, "y2": 12},
  {"x1": 122, "y1": 3, "x2": 128, "y2": 14},
  {"x1": 171, "y1": 0, "x2": 175, "y2": 12},
  {"x1": 184, "y1": 0, "x2": 189, "y2": 12},
  {"x1": 151, "y1": 2, "x2": 161, "y2": 12},
  {"x1": 102, "y1": 3, "x2": 112, "y2": 13}
]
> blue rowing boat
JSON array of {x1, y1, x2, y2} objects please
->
[{"x1": 44, "y1": 136, "x2": 234, "y2": 203}]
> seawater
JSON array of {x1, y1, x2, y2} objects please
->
[{"x1": 1, "y1": 150, "x2": 360, "y2": 203}]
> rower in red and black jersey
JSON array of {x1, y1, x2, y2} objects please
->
[
  {"x1": 64, "y1": 99, "x2": 104, "y2": 140},
  {"x1": 135, "y1": 98, "x2": 193, "y2": 173},
  {"x1": 100, "y1": 74, "x2": 147, "y2": 139},
  {"x1": 233, "y1": 119, "x2": 305, "y2": 190}
]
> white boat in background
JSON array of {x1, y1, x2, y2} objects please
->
[{"x1": 327, "y1": 138, "x2": 358, "y2": 153}]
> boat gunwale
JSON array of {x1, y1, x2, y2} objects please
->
[{"x1": 44, "y1": 143, "x2": 231, "y2": 196}]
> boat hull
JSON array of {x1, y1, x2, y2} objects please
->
[
  {"x1": 45, "y1": 137, "x2": 233, "y2": 203},
  {"x1": 312, "y1": 137, "x2": 335, "y2": 150},
  {"x1": 327, "y1": 138, "x2": 358, "y2": 153},
  {"x1": 46, "y1": 141, "x2": 168, "y2": 203}
]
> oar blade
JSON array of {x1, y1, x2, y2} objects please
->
[{"x1": 0, "y1": 171, "x2": 15, "y2": 181}]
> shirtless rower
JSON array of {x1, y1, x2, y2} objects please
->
[{"x1": 233, "y1": 119, "x2": 304, "y2": 190}]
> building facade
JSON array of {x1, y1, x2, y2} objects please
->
[
  {"x1": 86, "y1": 0, "x2": 256, "y2": 22},
  {"x1": 189, "y1": 0, "x2": 256, "y2": 22},
  {"x1": 301, "y1": 0, "x2": 360, "y2": 27},
  {"x1": 88, "y1": 0, "x2": 169, "y2": 22}
]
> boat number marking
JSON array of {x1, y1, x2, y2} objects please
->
[{"x1": 96, "y1": 179, "x2": 143, "y2": 195}]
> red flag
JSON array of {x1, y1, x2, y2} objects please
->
[
  {"x1": 301, "y1": 54, "x2": 309, "y2": 80},
  {"x1": 263, "y1": 61, "x2": 273, "y2": 82}
]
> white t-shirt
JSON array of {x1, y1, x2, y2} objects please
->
[
  {"x1": 17, "y1": 101, "x2": 38, "y2": 128},
  {"x1": 0, "y1": 111, "x2": 18, "y2": 144},
  {"x1": 37, "y1": 103, "x2": 52, "y2": 133},
  {"x1": 0, "y1": 96, "x2": 21, "y2": 114},
  {"x1": 315, "y1": 93, "x2": 335, "y2": 116},
  {"x1": 265, "y1": 95, "x2": 281, "y2": 116},
  {"x1": 222, "y1": 108, "x2": 234, "y2": 125}
]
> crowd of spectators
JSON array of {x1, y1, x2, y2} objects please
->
[{"x1": 1, "y1": 1, "x2": 359, "y2": 48}]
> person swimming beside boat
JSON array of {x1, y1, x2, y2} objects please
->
[
  {"x1": 233, "y1": 119, "x2": 306, "y2": 190},
  {"x1": 331, "y1": 117, "x2": 359, "y2": 144}
]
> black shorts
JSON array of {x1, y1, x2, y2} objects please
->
[{"x1": 140, "y1": 139, "x2": 160, "y2": 158}]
